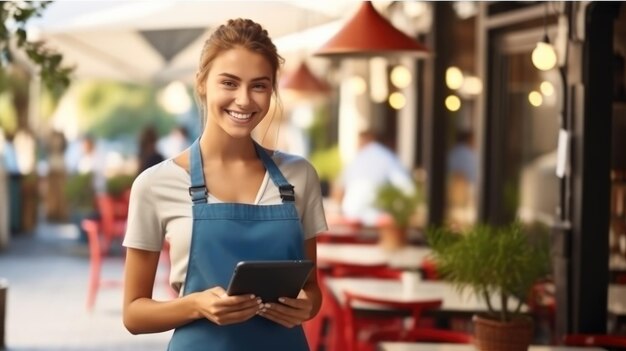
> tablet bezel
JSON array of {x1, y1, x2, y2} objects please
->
[{"x1": 226, "y1": 260, "x2": 314, "y2": 302}]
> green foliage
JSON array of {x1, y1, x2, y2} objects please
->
[
  {"x1": 75, "y1": 80, "x2": 176, "y2": 139},
  {"x1": 0, "y1": 92, "x2": 17, "y2": 132},
  {"x1": 64, "y1": 173, "x2": 95, "y2": 212},
  {"x1": 426, "y1": 222, "x2": 550, "y2": 322},
  {"x1": 307, "y1": 104, "x2": 333, "y2": 151},
  {"x1": 309, "y1": 145, "x2": 342, "y2": 182},
  {"x1": 106, "y1": 174, "x2": 135, "y2": 197},
  {"x1": 1, "y1": 1, "x2": 73, "y2": 91},
  {"x1": 375, "y1": 181, "x2": 421, "y2": 227}
]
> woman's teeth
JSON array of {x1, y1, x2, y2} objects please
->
[{"x1": 228, "y1": 111, "x2": 253, "y2": 120}]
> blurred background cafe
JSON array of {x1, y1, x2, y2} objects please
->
[{"x1": 1, "y1": 1, "x2": 626, "y2": 350}]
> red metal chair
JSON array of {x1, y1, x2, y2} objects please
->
[
  {"x1": 525, "y1": 278, "x2": 556, "y2": 344},
  {"x1": 343, "y1": 291, "x2": 444, "y2": 351},
  {"x1": 563, "y1": 334, "x2": 626, "y2": 349},
  {"x1": 307, "y1": 261, "x2": 403, "y2": 351},
  {"x1": 82, "y1": 193, "x2": 128, "y2": 311},
  {"x1": 83, "y1": 192, "x2": 176, "y2": 310},
  {"x1": 82, "y1": 218, "x2": 124, "y2": 311},
  {"x1": 420, "y1": 257, "x2": 440, "y2": 280},
  {"x1": 326, "y1": 262, "x2": 403, "y2": 280},
  {"x1": 319, "y1": 215, "x2": 384, "y2": 245}
]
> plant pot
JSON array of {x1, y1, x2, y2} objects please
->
[
  {"x1": 378, "y1": 224, "x2": 407, "y2": 251},
  {"x1": 472, "y1": 314, "x2": 533, "y2": 351}
]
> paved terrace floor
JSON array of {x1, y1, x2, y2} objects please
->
[{"x1": 0, "y1": 221, "x2": 172, "y2": 350}]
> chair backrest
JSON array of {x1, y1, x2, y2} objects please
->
[
  {"x1": 563, "y1": 334, "x2": 626, "y2": 349},
  {"x1": 96, "y1": 194, "x2": 128, "y2": 237},
  {"x1": 324, "y1": 261, "x2": 403, "y2": 280},
  {"x1": 96, "y1": 195, "x2": 115, "y2": 235},
  {"x1": 343, "y1": 291, "x2": 443, "y2": 351},
  {"x1": 420, "y1": 257, "x2": 439, "y2": 280},
  {"x1": 315, "y1": 261, "x2": 403, "y2": 351}
]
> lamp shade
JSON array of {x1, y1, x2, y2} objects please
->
[
  {"x1": 280, "y1": 61, "x2": 330, "y2": 94},
  {"x1": 314, "y1": 1, "x2": 428, "y2": 57}
]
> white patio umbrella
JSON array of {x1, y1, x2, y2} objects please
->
[{"x1": 27, "y1": 0, "x2": 358, "y2": 83}]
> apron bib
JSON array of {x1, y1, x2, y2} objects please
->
[{"x1": 168, "y1": 139, "x2": 309, "y2": 351}]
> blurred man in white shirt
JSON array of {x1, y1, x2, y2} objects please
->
[{"x1": 333, "y1": 130, "x2": 414, "y2": 226}]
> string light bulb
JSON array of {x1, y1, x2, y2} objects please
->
[
  {"x1": 532, "y1": 3, "x2": 557, "y2": 71},
  {"x1": 532, "y1": 34, "x2": 557, "y2": 71}
]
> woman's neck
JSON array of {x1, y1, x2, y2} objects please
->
[{"x1": 199, "y1": 127, "x2": 257, "y2": 162}]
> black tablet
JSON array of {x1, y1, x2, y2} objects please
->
[{"x1": 226, "y1": 260, "x2": 314, "y2": 302}]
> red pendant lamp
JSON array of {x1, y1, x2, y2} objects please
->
[
  {"x1": 280, "y1": 61, "x2": 330, "y2": 94},
  {"x1": 314, "y1": 1, "x2": 428, "y2": 57}
]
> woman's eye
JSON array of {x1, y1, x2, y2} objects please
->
[
  {"x1": 253, "y1": 84, "x2": 268, "y2": 91},
  {"x1": 222, "y1": 81, "x2": 237, "y2": 88}
]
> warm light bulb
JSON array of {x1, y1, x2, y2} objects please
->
[
  {"x1": 528, "y1": 91, "x2": 543, "y2": 107},
  {"x1": 390, "y1": 65, "x2": 412, "y2": 89},
  {"x1": 532, "y1": 41, "x2": 557, "y2": 71},
  {"x1": 540, "y1": 81, "x2": 554, "y2": 96},
  {"x1": 388, "y1": 92, "x2": 406, "y2": 110},
  {"x1": 445, "y1": 95, "x2": 461, "y2": 111},
  {"x1": 446, "y1": 67, "x2": 464, "y2": 90}
]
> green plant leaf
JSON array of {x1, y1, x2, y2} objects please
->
[
  {"x1": 425, "y1": 222, "x2": 551, "y2": 322},
  {"x1": 374, "y1": 181, "x2": 421, "y2": 227}
]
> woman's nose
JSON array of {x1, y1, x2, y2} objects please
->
[{"x1": 235, "y1": 88, "x2": 251, "y2": 108}]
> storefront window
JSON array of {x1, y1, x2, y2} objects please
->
[{"x1": 489, "y1": 28, "x2": 562, "y2": 226}]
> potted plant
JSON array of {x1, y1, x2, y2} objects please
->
[
  {"x1": 374, "y1": 181, "x2": 421, "y2": 250},
  {"x1": 105, "y1": 174, "x2": 135, "y2": 218},
  {"x1": 64, "y1": 172, "x2": 96, "y2": 243},
  {"x1": 426, "y1": 222, "x2": 550, "y2": 351}
]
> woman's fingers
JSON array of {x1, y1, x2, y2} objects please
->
[
  {"x1": 259, "y1": 308, "x2": 301, "y2": 328},
  {"x1": 258, "y1": 301, "x2": 310, "y2": 327},
  {"x1": 210, "y1": 302, "x2": 262, "y2": 325},
  {"x1": 195, "y1": 288, "x2": 263, "y2": 325}
]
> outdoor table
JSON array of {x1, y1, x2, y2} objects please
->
[
  {"x1": 323, "y1": 277, "x2": 520, "y2": 316},
  {"x1": 317, "y1": 243, "x2": 431, "y2": 270}
]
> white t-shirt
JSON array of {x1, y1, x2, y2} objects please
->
[
  {"x1": 339, "y1": 142, "x2": 414, "y2": 225},
  {"x1": 123, "y1": 151, "x2": 328, "y2": 292}
]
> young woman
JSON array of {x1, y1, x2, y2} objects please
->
[{"x1": 122, "y1": 18, "x2": 327, "y2": 350}]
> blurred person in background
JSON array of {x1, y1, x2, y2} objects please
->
[
  {"x1": 446, "y1": 130, "x2": 477, "y2": 225},
  {"x1": 75, "y1": 135, "x2": 107, "y2": 195},
  {"x1": 137, "y1": 125, "x2": 164, "y2": 173},
  {"x1": 332, "y1": 129, "x2": 414, "y2": 226},
  {"x1": 3, "y1": 132, "x2": 21, "y2": 234},
  {"x1": 45, "y1": 130, "x2": 69, "y2": 222},
  {"x1": 122, "y1": 18, "x2": 327, "y2": 350},
  {"x1": 447, "y1": 130, "x2": 477, "y2": 187}
]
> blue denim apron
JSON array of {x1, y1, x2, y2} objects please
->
[{"x1": 168, "y1": 139, "x2": 309, "y2": 351}]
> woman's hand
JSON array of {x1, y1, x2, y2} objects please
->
[
  {"x1": 194, "y1": 286, "x2": 262, "y2": 325},
  {"x1": 258, "y1": 289, "x2": 313, "y2": 328}
]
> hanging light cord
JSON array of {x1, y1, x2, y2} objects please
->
[{"x1": 543, "y1": 1, "x2": 550, "y2": 44}]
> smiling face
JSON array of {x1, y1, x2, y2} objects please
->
[{"x1": 201, "y1": 46, "x2": 274, "y2": 140}]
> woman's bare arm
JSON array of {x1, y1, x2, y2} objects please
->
[{"x1": 123, "y1": 248, "x2": 262, "y2": 334}]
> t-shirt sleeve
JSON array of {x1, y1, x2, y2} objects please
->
[
  {"x1": 122, "y1": 168, "x2": 164, "y2": 252},
  {"x1": 299, "y1": 160, "x2": 328, "y2": 240}
]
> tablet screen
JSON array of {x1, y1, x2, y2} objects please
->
[{"x1": 226, "y1": 260, "x2": 314, "y2": 302}]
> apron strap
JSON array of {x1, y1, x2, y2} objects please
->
[
  {"x1": 189, "y1": 139, "x2": 208, "y2": 204},
  {"x1": 253, "y1": 142, "x2": 295, "y2": 203},
  {"x1": 187, "y1": 138, "x2": 295, "y2": 204}
]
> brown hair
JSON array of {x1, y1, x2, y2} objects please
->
[{"x1": 195, "y1": 18, "x2": 284, "y2": 110}]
